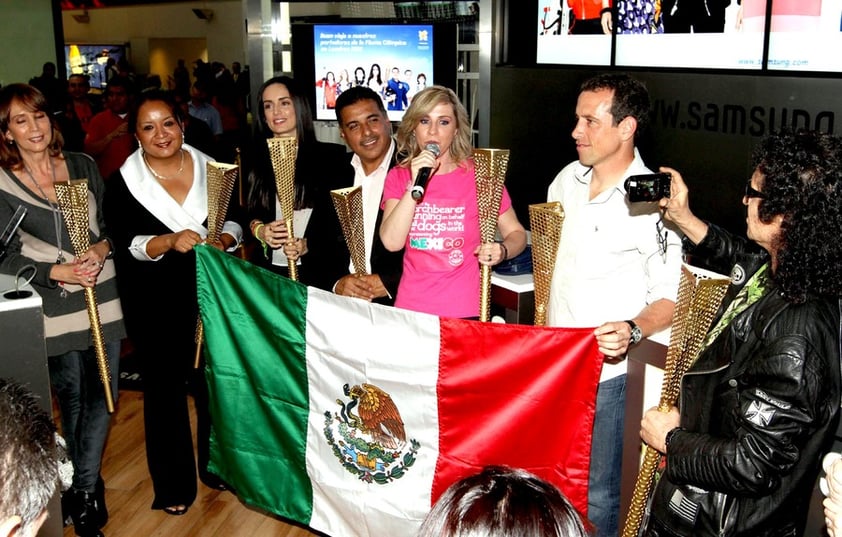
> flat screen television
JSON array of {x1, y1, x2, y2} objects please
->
[
  {"x1": 532, "y1": 0, "x2": 842, "y2": 74},
  {"x1": 292, "y1": 21, "x2": 458, "y2": 122},
  {"x1": 765, "y1": 0, "x2": 842, "y2": 72},
  {"x1": 536, "y1": 3, "x2": 611, "y2": 66},
  {"x1": 64, "y1": 43, "x2": 129, "y2": 89}
]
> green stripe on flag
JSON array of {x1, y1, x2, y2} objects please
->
[{"x1": 196, "y1": 245, "x2": 314, "y2": 523}]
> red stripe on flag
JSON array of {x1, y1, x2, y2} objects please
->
[{"x1": 432, "y1": 317, "x2": 602, "y2": 516}]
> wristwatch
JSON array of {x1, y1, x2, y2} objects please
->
[{"x1": 625, "y1": 320, "x2": 642, "y2": 345}]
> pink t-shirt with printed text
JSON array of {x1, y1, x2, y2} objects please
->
[{"x1": 382, "y1": 161, "x2": 512, "y2": 318}]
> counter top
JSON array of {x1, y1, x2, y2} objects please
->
[
  {"x1": 0, "y1": 272, "x2": 41, "y2": 313},
  {"x1": 490, "y1": 271, "x2": 535, "y2": 293}
]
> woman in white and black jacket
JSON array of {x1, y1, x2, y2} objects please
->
[{"x1": 104, "y1": 90, "x2": 243, "y2": 517}]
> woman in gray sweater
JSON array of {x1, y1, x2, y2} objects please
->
[{"x1": 0, "y1": 83, "x2": 124, "y2": 537}]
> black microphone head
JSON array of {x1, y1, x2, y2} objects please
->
[{"x1": 425, "y1": 143, "x2": 441, "y2": 157}]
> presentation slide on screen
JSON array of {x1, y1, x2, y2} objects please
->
[
  {"x1": 313, "y1": 24, "x2": 435, "y2": 122},
  {"x1": 537, "y1": 0, "x2": 842, "y2": 72},
  {"x1": 65, "y1": 44, "x2": 128, "y2": 89}
]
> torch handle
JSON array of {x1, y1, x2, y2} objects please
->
[
  {"x1": 479, "y1": 263, "x2": 492, "y2": 322},
  {"x1": 84, "y1": 287, "x2": 114, "y2": 413}
]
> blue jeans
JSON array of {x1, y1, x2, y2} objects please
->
[
  {"x1": 588, "y1": 374, "x2": 626, "y2": 537},
  {"x1": 48, "y1": 340, "x2": 120, "y2": 492}
]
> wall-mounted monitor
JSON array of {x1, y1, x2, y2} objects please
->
[
  {"x1": 536, "y1": 3, "x2": 611, "y2": 66},
  {"x1": 613, "y1": 1, "x2": 766, "y2": 70},
  {"x1": 64, "y1": 43, "x2": 129, "y2": 89},
  {"x1": 532, "y1": 0, "x2": 842, "y2": 74},
  {"x1": 765, "y1": 0, "x2": 842, "y2": 72},
  {"x1": 292, "y1": 21, "x2": 457, "y2": 123}
]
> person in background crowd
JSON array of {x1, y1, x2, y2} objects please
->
[
  {"x1": 188, "y1": 80, "x2": 223, "y2": 140},
  {"x1": 417, "y1": 466, "x2": 590, "y2": 537},
  {"x1": 379, "y1": 85, "x2": 526, "y2": 318},
  {"x1": 67, "y1": 74, "x2": 99, "y2": 135},
  {"x1": 0, "y1": 378, "x2": 60, "y2": 537},
  {"x1": 0, "y1": 83, "x2": 125, "y2": 537},
  {"x1": 104, "y1": 90, "x2": 243, "y2": 517},
  {"x1": 57, "y1": 74, "x2": 97, "y2": 153},
  {"x1": 173, "y1": 90, "x2": 218, "y2": 159},
  {"x1": 84, "y1": 76, "x2": 134, "y2": 180},
  {"x1": 172, "y1": 58, "x2": 191, "y2": 96},
  {"x1": 546, "y1": 73, "x2": 682, "y2": 537},
  {"x1": 640, "y1": 130, "x2": 842, "y2": 536},
  {"x1": 331, "y1": 86, "x2": 403, "y2": 305},
  {"x1": 29, "y1": 61, "x2": 65, "y2": 114},
  {"x1": 231, "y1": 61, "x2": 250, "y2": 111},
  {"x1": 246, "y1": 75, "x2": 353, "y2": 290}
]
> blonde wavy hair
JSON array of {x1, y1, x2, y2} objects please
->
[{"x1": 395, "y1": 85, "x2": 472, "y2": 168}]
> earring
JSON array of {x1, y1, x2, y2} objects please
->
[{"x1": 6, "y1": 138, "x2": 13, "y2": 146}]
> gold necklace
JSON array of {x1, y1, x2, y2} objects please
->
[{"x1": 143, "y1": 148, "x2": 185, "y2": 180}]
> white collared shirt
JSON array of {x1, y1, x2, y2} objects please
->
[
  {"x1": 547, "y1": 149, "x2": 682, "y2": 381},
  {"x1": 348, "y1": 139, "x2": 396, "y2": 274}
]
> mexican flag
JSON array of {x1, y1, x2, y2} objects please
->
[{"x1": 195, "y1": 245, "x2": 602, "y2": 537}]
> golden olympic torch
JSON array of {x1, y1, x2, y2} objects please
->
[
  {"x1": 194, "y1": 162, "x2": 238, "y2": 369},
  {"x1": 621, "y1": 264, "x2": 730, "y2": 537},
  {"x1": 473, "y1": 148, "x2": 510, "y2": 322},
  {"x1": 528, "y1": 202, "x2": 564, "y2": 326},
  {"x1": 267, "y1": 136, "x2": 300, "y2": 281},
  {"x1": 55, "y1": 179, "x2": 114, "y2": 413},
  {"x1": 330, "y1": 186, "x2": 366, "y2": 275}
]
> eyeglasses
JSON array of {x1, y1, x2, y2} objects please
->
[{"x1": 744, "y1": 183, "x2": 766, "y2": 199}]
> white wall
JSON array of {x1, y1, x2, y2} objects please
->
[
  {"x1": 62, "y1": 1, "x2": 245, "y2": 79},
  {"x1": 2, "y1": 0, "x2": 58, "y2": 86}
]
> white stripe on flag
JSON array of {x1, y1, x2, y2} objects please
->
[{"x1": 305, "y1": 287, "x2": 441, "y2": 537}]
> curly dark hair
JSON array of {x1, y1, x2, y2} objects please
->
[
  {"x1": 580, "y1": 73, "x2": 650, "y2": 137},
  {"x1": 752, "y1": 130, "x2": 842, "y2": 302}
]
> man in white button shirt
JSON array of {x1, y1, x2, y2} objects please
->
[
  {"x1": 546, "y1": 73, "x2": 682, "y2": 537},
  {"x1": 331, "y1": 86, "x2": 403, "y2": 304}
]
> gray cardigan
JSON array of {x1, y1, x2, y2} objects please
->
[{"x1": 0, "y1": 151, "x2": 125, "y2": 356}]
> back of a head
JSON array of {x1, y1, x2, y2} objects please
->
[
  {"x1": 0, "y1": 378, "x2": 58, "y2": 536},
  {"x1": 417, "y1": 466, "x2": 589, "y2": 537}
]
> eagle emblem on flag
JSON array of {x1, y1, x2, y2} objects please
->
[{"x1": 324, "y1": 383, "x2": 420, "y2": 484}]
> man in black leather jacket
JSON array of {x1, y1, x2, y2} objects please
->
[{"x1": 639, "y1": 131, "x2": 842, "y2": 536}]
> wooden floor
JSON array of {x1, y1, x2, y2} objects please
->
[{"x1": 60, "y1": 389, "x2": 322, "y2": 537}]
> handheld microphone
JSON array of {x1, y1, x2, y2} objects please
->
[{"x1": 410, "y1": 143, "x2": 441, "y2": 201}]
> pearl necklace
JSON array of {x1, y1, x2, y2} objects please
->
[{"x1": 143, "y1": 148, "x2": 185, "y2": 180}]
